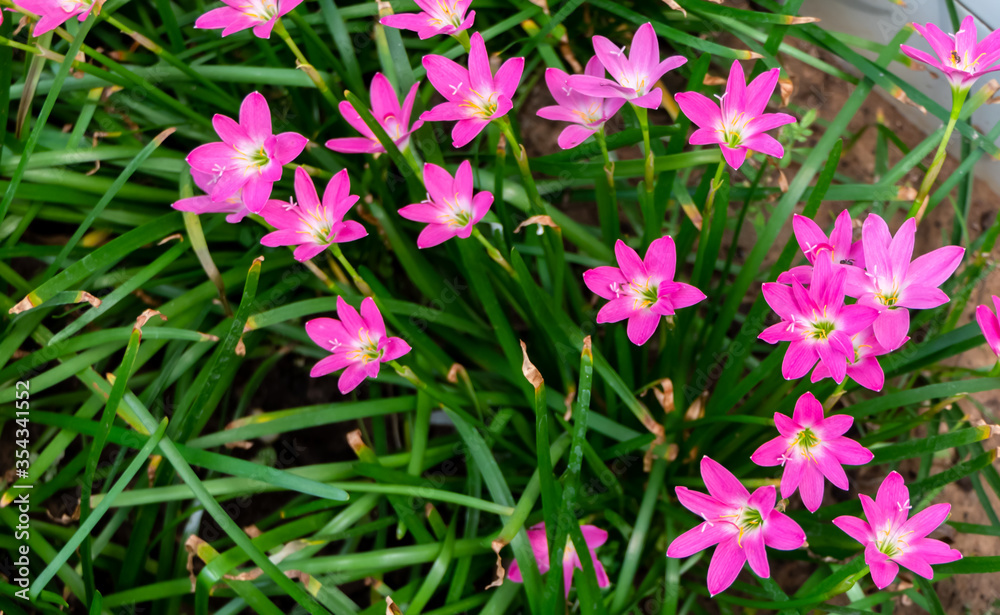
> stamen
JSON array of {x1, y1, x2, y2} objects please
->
[
  {"x1": 610, "y1": 44, "x2": 626, "y2": 57},
  {"x1": 562, "y1": 86, "x2": 573, "y2": 96},
  {"x1": 896, "y1": 499, "x2": 912, "y2": 513},
  {"x1": 450, "y1": 81, "x2": 463, "y2": 95}
]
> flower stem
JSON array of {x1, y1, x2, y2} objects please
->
[
  {"x1": 823, "y1": 379, "x2": 848, "y2": 412},
  {"x1": 273, "y1": 18, "x2": 340, "y2": 110},
  {"x1": 328, "y1": 242, "x2": 373, "y2": 297},
  {"x1": 631, "y1": 104, "x2": 658, "y2": 245},
  {"x1": 908, "y1": 86, "x2": 968, "y2": 222},
  {"x1": 706, "y1": 159, "x2": 727, "y2": 212},
  {"x1": 452, "y1": 29, "x2": 471, "y2": 53},
  {"x1": 594, "y1": 127, "x2": 620, "y2": 248},
  {"x1": 471, "y1": 226, "x2": 517, "y2": 278},
  {"x1": 495, "y1": 116, "x2": 545, "y2": 215},
  {"x1": 400, "y1": 145, "x2": 424, "y2": 182}
]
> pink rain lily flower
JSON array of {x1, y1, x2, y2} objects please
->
[
  {"x1": 171, "y1": 168, "x2": 251, "y2": 224},
  {"x1": 760, "y1": 256, "x2": 879, "y2": 383},
  {"x1": 667, "y1": 457, "x2": 805, "y2": 596},
  {"x1": 379, "y1": 0, "x2": 474, "y2": 40},
  {"x1": 306, "y1": 296, "x2": 411, "y2": 394},
  {"x1": 508, "y1": 522, "x2": 611, "y2": 597},
  {"x1": 537, "y1": 57, "x2": 627, "y2": 149},
  {"x1": 17, "y1": 0, "x2": 97, "y2": 36},
  {"x1": 325, "y1": 73, "x2": 424, "y2": 155},
  {"x1": 397, "y1": 160, "x2": 492, "y2": 248},
  {"x1": 901, "y1": 16, "x2": 1000, "y2": 90},
  {"x1": 751, "y1": 392, "x2": 873, "y2": 512},
  {"x1": 568, "y1": 22, "x2": 686, "y2": 109},
  {"x1": 834, "y1": 471, "x2": 962, "y2": 589},
  {"x1": 811, "y1": 326, "x2": 901, "y2": 393},
  {"x1": 976, "y1": 295, "x2": 1000, "y2": 359},
  {"x1": 675, "y1": 60, "x2": 795, "y2": 170},
  {"x1": 421, "y1": 32, "x2": 523, "y2": 148},
  {"x1": 194, "y1": 0, "x2": 301, "y2": 39},
  {"x1": 778, "y1": 211, "x2": 865, "y2": 286},
  {"x1": 844, "y1": 214, "x2": 965, "y2": 352},
  {"x1": 260, "y1": 167, "x2": 367, "y2": 262},
  {"x1": 187, "y1": 92, "x2": 307, "y2": 213},
  {"x1": 583, "y1": 237, "x2": 706, "y2": 346}
]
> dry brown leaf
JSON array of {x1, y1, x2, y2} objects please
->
[
  {"x1": 563, "y1": 385, "x2": 576, "y2": 422},
  {"x1": 897, "y1": 185, "x2": 918, "y2": 201},
  {"x1": 778, "y1": 170, "x2": 790, "y2": 193},
  {"x1": 514, "y1": 215, "x2": 559, "y2": 234},
  {"x1": 158, "y1": 233, "x2": 184, "y2": 245},
  {"x1": 778, "y1": 77, "x2": 794, "y2": 107},
  {"x1": 135, "y1": 309, "x2": 166, "y2": 331},
  {"x1": 386, "y1": 596, "x2": 403, "y2": 615},
  {"x1": 484, "y1": 538, "x2": 509, "y2": 589},
  {"x1": 147, "y1": 455, "x2": 162, "y2": 487},
  {"x1": 347, "y1": 429, "x2": 366, "y2": 455},
  {"x1": 652, "y1": 379, "x2": 675, "y2": 414},
  {"x1": 702, "y1": 74, "x2": 726, "y2": 86},
  {"x1": 890, "y1": 86, "x2": 927, "y2": 114},
  {"x1": 662, "y1": 0, "x2": 686, "y2": 17},
  {"x1": 520, "y1": 340, "x2": 544, "y2": 390},
  {"x1": 447, "y1": 363, "x2": 466, "y2": 384}
]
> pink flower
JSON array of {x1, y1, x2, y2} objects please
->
[
  {"x1": 568, "y1": 22, "x2": 686, "y2": 110},
  {"x1": 397, "y1": 160, "x2": 492, "y2": 248},
  {"x1": 675, "y1": 60, "x2": 795, "y2": 170},
  {"x1": 583, "y1": 237, "x2": 706, "y2": 346},
  {"x1": 777, "y1": 211, "x2": 865, "y2": 286},
  {"x1": 751, "y1": 392, "x2": 873, "y2": 512},
  {"x1": 379, "y1": 0, "x2": 474, "y2": 40},
  {"x1": 306, "y1": 296, "x2": 411, "y2": 394},
  {"x1": 259, "y1": 167, "x2": 367, "y2": 262},
  {"x1": 844, "y1": 214, "x2": 965, "y2": 352},
  {"x1": 536, "y1": 57, "x2": 627, "y2": 149},
  {"x1": 759, "y1": 256, "x2": 879, "y2": 383},
  {"x1": 186, "y1": 92, "x2": 307, "y2": 213},
  {"x1": 325, "y1": 73, "x2": 424, "y2": 155},
  {"x1": 421, "y1": 32, "x2": 523, "y2": 148},
  {"x1": 17, "y1": 0, "x2": 96, "y2": 36},
  {"x1": 508, "y1": 522, "x2": 611, "y2": 597},
  {"x1": 810, "y1": 326, "x2": 900, "y2": 392},
  {"x1": 976, "y1": 295, "x2": 1000, "y2": 358},
  {"x1": 171, "y1": 168, "x2": 251, "y2": 224},
  {"x1": 194, "y1": 0, "x2": 301, "y2": 39},
  {"x1": 667, "y1": 457, "x2": 805, "y2": 596},
  {"x1": 901, "y1": 16, "x2": 1000, "y2": 90},
  {"x1": 834, "y1": 471, "x2": 962, "y2": 589}
]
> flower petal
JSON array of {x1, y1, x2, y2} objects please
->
[
  {"x1": 310, "y1": 353, "x2": 354, "y2": 378},
  {"x1": 791, "y1": 392, "x2": 823, "y2": 427},
  {"x1": 627, "y1": 309, "x2": 660, "y2": 345},
  {"x1": 584, "y1": 266, "x2": 627, "y2": 300},
  {"x1": 872, "y1": 308, "x2": 910, "y2": 351},
  {"x1": 707, "y1": 537, "x2": 745, "y2": 596},
  {"x1": 675, "y1": 91, "x2": 722, "y2": 130},
  {"x1": 782, "y1": 341, "x2": 818, "y2": 380},
  {"x1": 762, "y1": 511, "x2": 805, "y2": 551},
  {"x1": 743, "y1": 531, "x2": 770, "y2": 578},
  {"x1": 798, "y1": 462, "x2": 824, "y2": 512},
  {"x1": 701, "y1": 456, "x2": 750, "y2": 503},
  {"x1": 833, "y1": 515, "x2": 874, "y2": 546}
]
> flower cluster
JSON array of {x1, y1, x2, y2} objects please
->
[
  {"x1": 158, "y1": 1, "x2": 991, "y2": 601},
  {"x1": 761, "y1": 210, "x2": 964, "y2": 391}
]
